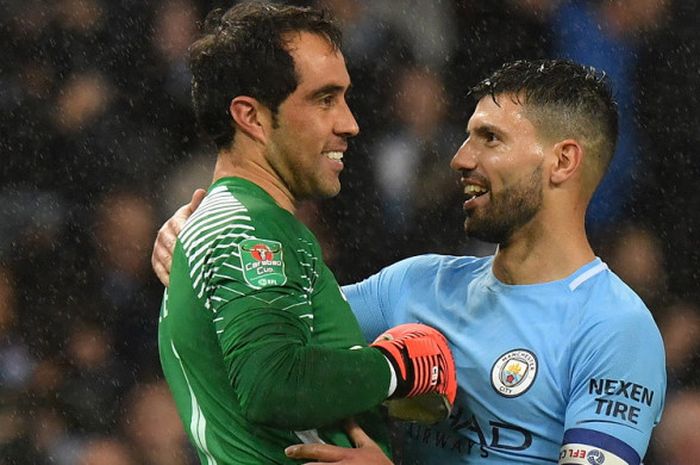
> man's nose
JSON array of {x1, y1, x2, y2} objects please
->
[
  {"x1": 450, "y1": 139, "x2": 476, "y2": 172},
  {"x1": 336, "y1": 99, "x2": 360, "y2": 137}
]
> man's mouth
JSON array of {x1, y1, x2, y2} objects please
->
[
  {"x1": 323, "y1": 151, "x2": 344, "y2": 161},
  {"x1": 464, "y1": 183, "x2": 488, "y2": 201}
]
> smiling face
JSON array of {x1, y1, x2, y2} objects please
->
[
  {"x1": 264, "y1": 31, "x2": 359, "y2": 200},
  {"x1": 450, "y1": 94, "x2": 546, "y2": 245}
]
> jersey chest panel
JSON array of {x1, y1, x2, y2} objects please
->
[{"x1": 396, "y1": 273, "x2": 577, "y2": 464}]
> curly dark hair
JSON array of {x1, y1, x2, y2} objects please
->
[
  {"x1": 471, "y1": 59, "x2": 618, "y2": 183},
  {"x1": 189, "y1": 2, "x2": 342, "y2": 149}
]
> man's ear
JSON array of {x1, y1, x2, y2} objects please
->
[
  {"x1": 229, "y1": 96, "x2": 270, "y2": 143},
  {"x1": 550, "y1": 139, "x2": 583, "y2": 185}
]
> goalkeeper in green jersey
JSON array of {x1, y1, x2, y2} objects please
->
[{"x1": 156, "y1": 3, "x2": 456, "y2": 464}]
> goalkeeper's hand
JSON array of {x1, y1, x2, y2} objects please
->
[{"x1": 371, "y1": 323, "x2": 457, "y2": 421}]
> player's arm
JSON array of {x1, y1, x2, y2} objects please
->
[
  {"x1": 212, "y1": 243, "x2": 454, "y2": 429},
  {"x1": 216, "y1": 286, "x2": 455, "y2": 429},
  {"x1": 215, "y1": 286, "x2": 386, "y2": 429},
  {"x1": 559, "y1": 304, "x2": 666, "y2": 465}
]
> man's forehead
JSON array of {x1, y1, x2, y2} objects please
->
[
  {"x1": 468, "y1": 94, "x2": 533, "y2": 130},
  {"x1": 474, "y1": 93, "x2": 526, "y2": 116}
]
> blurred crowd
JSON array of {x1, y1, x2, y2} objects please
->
[{"x1": 1, "y1": 0, "x2": 699, "y2": 464}]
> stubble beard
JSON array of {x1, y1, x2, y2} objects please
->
[
  {"x1": 290, "y1": 156, "x2": 341, "y2": 201},
  {"x1": 268, "y1": 136, "x2": 340, "y2": 201},
  {"x1": 464, "y1": 163, "x2": 544, "y2": 245}
]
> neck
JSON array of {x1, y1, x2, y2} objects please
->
[
  {"x1": 491, "y1": 204, "x2": 595, "y2": 285},
  {"x1": 212, "y1": 145, "x2": 297, "y2": 214}
]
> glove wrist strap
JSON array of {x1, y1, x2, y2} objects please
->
[
  {"x1": 382, "y1": 355, "x2": 398, "y2": 397},
  {"x1": 374, "y1": 346, "x2": 409, "y2": 398}
]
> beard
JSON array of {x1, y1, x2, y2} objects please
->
[{"x1": 464, "y1": 163, "x2": 544, "y2": 245}]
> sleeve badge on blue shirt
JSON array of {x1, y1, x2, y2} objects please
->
[{"x1": 491, "y1": 349, "x2": 538, "y2": 397}]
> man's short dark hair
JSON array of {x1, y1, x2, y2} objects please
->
[
  {"x1": 471, "y1": 59, "x2": 618, "y2": 184},
  {"x1": 189, "y1": 2, "x2": 342, "y2": 149}
]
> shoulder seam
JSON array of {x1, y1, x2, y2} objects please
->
[{"x1": 568, "y1": 262, "x2": 609, "y2": 292}]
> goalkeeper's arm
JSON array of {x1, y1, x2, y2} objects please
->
[{"x1": 221, "y1": 305, "x2": 456, "y2": 430}]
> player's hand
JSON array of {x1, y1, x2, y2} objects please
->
[
  {"x1": 371, "y1": 323, "x2": 457, "y2": 421},
  {"x1": 284, "y1": 420, "x2": 393, "y2": 465},
  {"x1": 151, "y1": 189, "x2": 206, "y2": 286}
]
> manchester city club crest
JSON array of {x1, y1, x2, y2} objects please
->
[{"x1": 491, "y1": 349, "x2": 538, "y2": 397}]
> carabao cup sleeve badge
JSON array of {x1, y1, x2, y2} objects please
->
[{"x1": 239, "y1": 238, "x2": 288, "y2": 289}]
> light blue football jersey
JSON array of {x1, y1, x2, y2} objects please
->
[{"x1": 344, "y1": 255, "x2": 666, "y2": 465}]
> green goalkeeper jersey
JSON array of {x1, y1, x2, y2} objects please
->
[{"x1": 158, "y1": 177, "x2": 392, "y2": 465}]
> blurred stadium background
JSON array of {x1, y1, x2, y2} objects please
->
[{"x1": 1, "y1": 0, "x2": 699, "y2": 463}]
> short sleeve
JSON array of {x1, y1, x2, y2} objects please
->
[{"x1": 561, "y1": 302, "x2": 666, "y2": 464}]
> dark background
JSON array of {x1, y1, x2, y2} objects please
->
[{"x1": 1, "y1": 0, "x2": 698, "y2": 463}]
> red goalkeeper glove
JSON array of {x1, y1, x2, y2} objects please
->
[{"x1": 371, "y1": 323, "x2": 457, "y2": 407}]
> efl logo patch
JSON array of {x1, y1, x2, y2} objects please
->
[
  {"x1": 239, "y1": 239, "x2": 287, "y2": 288},
  {"x1": 491, "y1": 349, "x2": 538, "y2": 397}
]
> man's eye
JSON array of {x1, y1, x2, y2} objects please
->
[
  {"x1": 486, "y1": 132, "x2": 498, "y2": 143},
  {"x1": 321, "y1": 95, "x2": 334, "y2": 106}
]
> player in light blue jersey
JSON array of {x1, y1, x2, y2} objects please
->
[
  {"x1": 284, "y1": 60, "x2": 666, "y2": 465},
  {"x1": 343, "y1": 254, "x2": 664, "y2": 464},
  {"x1": 154, "y1": 59, "x2": 666, "y2": 465}
]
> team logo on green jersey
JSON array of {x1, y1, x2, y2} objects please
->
[{"x1": 239, "y1": 238, "x2": 287, "y2": 288}]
